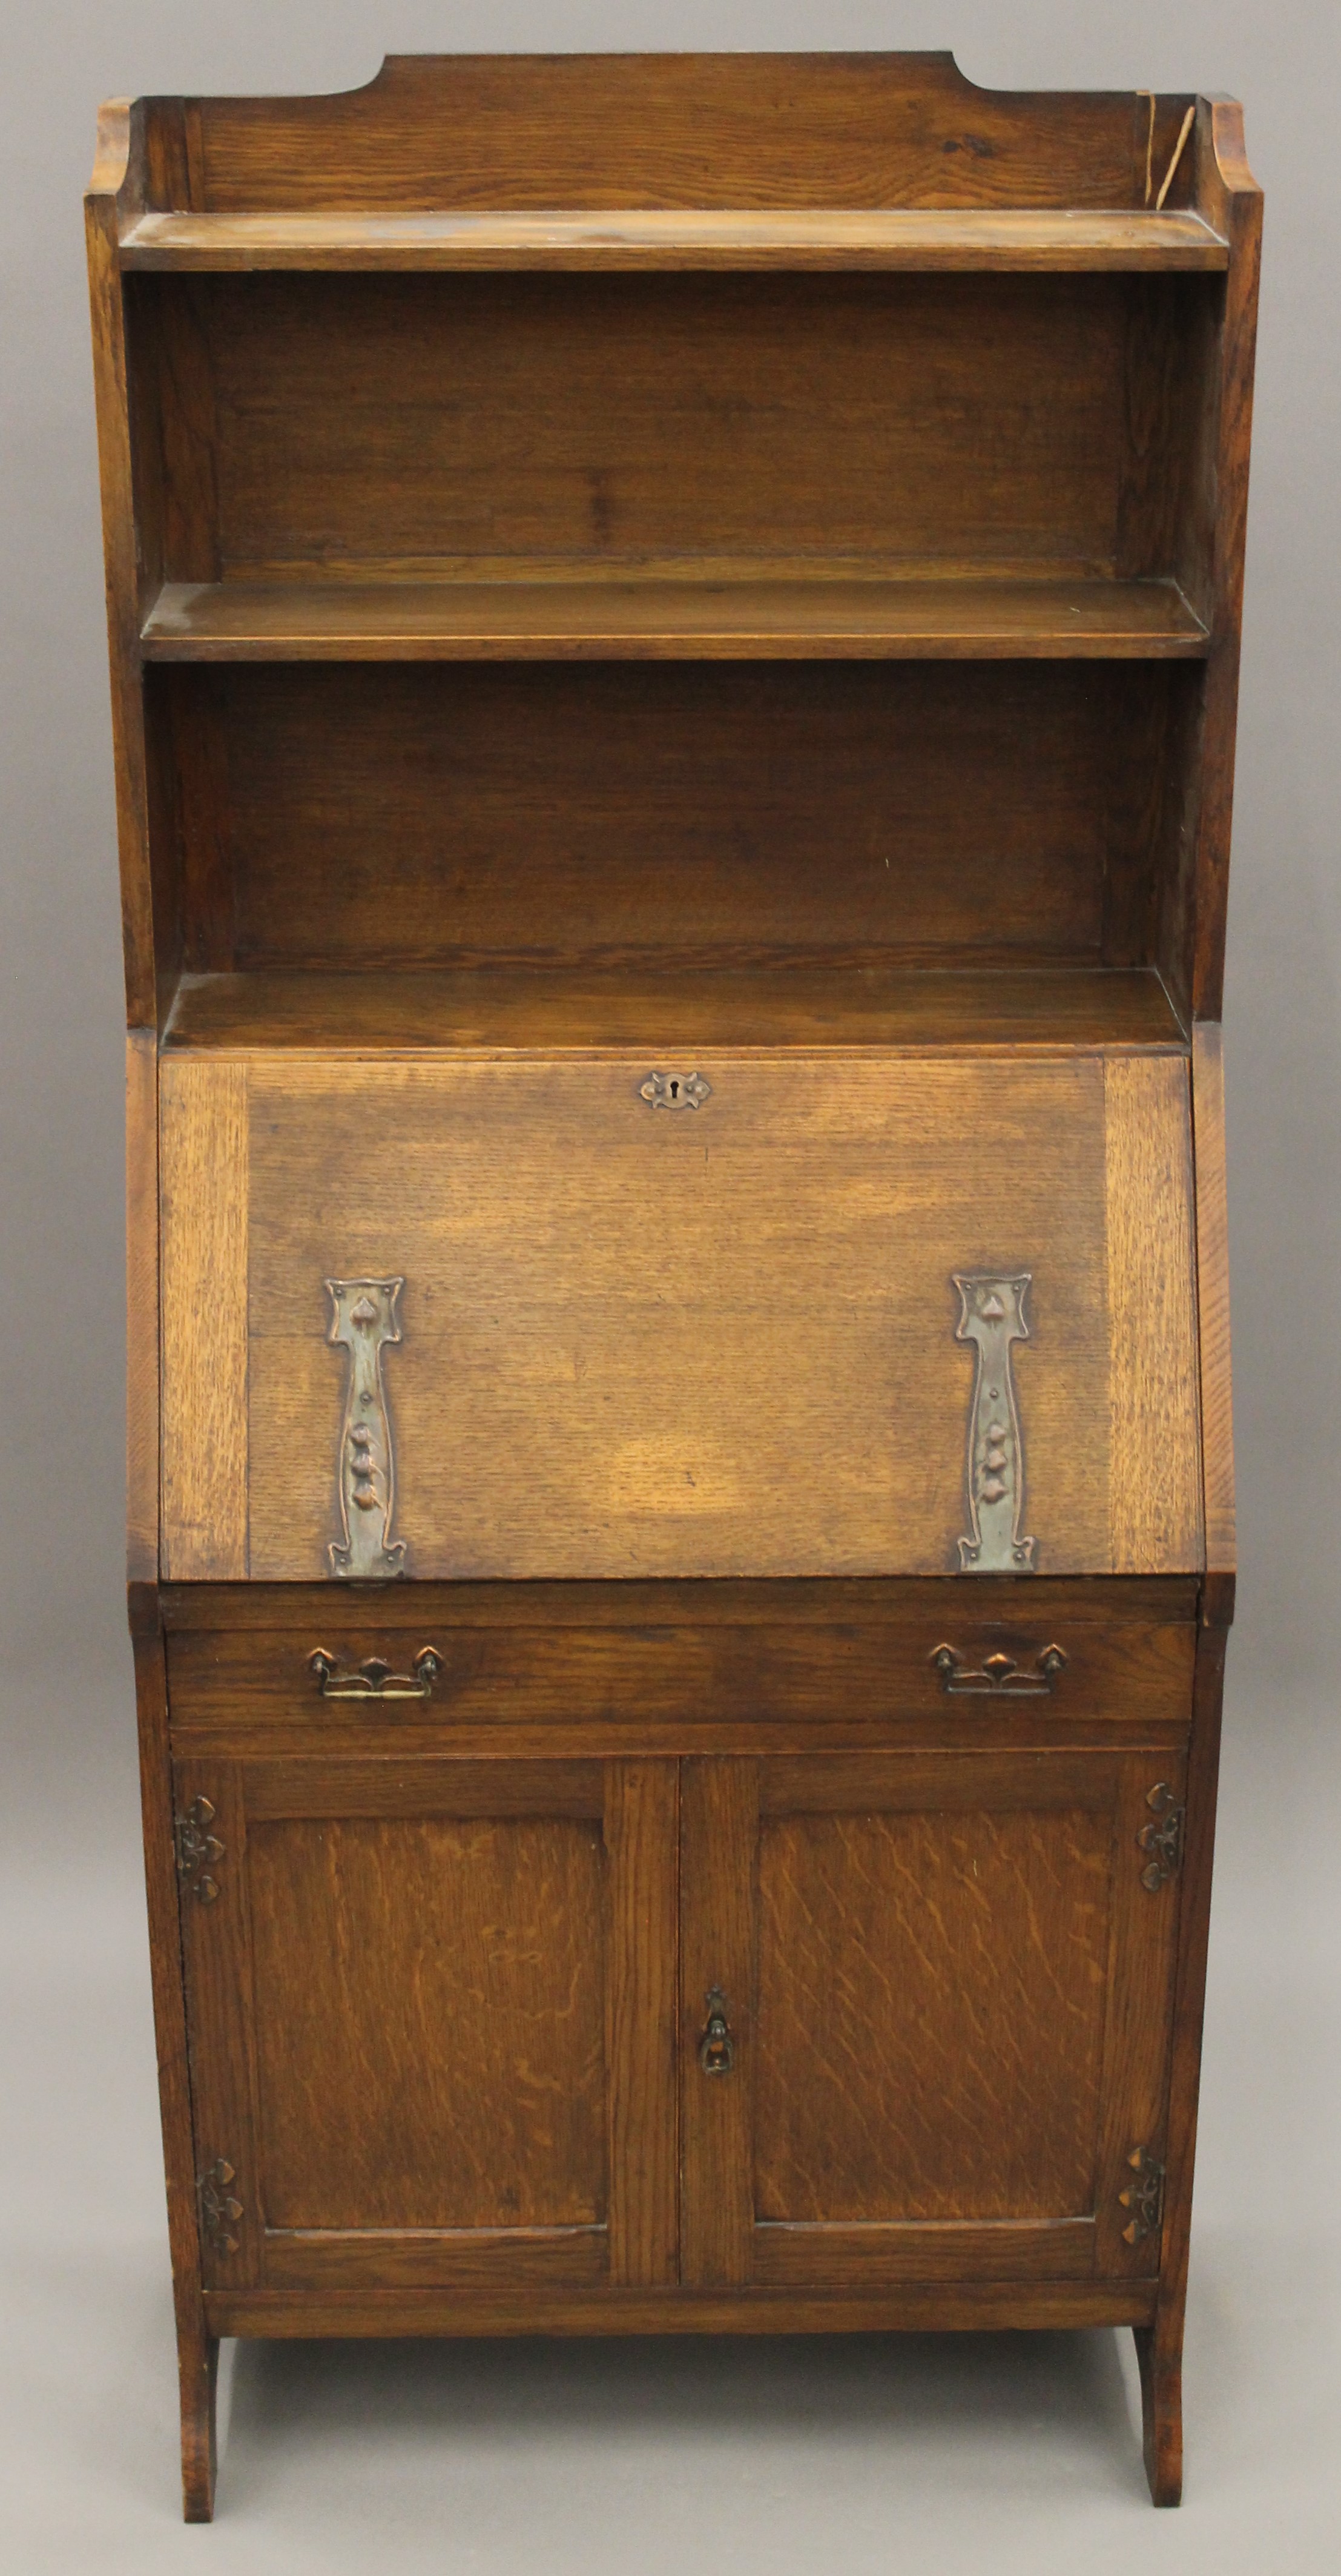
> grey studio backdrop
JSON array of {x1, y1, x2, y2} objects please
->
[{"x1": 1, "y1": 4, "x2": 1337, "y2": 2569}]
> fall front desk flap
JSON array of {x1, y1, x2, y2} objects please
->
[{"x1": 157, "y1": 1050, "x2": 1202, "y2": 1582}]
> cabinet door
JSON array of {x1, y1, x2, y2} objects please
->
[
  {"x1": 680, "y1": 1751, "x2": 1183, "y2": 2289},
  {"x1": 176, "y1": 1755, "x2": 677, "y2": 2296}
]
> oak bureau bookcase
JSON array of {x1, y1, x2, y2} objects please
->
[{"x1": 85, "y1": 52, "x2": 1258, "y2": 2519}]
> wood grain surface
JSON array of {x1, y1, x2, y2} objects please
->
[
  {"x1": 205, "y1": 2279, "x2": 1159, "y2": 2340},
  {"x1": 1191, "y1": 1024, "x2": 1235, "y2": 1602},
  {"x1": 86, "y1": 133, "x2": 158, "y2": 1026},
  {"x1": 1187, "y1": 102, "x2": 1262, "y2": 1022},
  {"x1": 170, "y1": 1751, "x2": 686, "y2": 2291},
  {"x1": 242, "y1": 1757, "x2": 604, "y2": 1820},
  {"x1": 162, "y1": 966, "x2": 1187, "y2": 1057},
  {"x1": 604, "y1": 1762, "x2": 679, "y2": 2285},
  {"x1": 172, "y1": 660, "x2": 1184, "y2": 973},
  {"x1": 247, "y1": 1809, "x2": 605, "y2": 2231},
  {"x1": 137, "y1": 54, "x2": 1200, "y2": 216},
  {"x1": 751, "y1": 2222, "x2": 1096, "y2": 2286},
  {"x1": 158, "y1": 1058, "x2": 248, "y2": 1576},
  {"x1": 170, "y1": 1718, "x2": 1197, "y2": 1772},
  {"x1": 133, "y1": 1636, "x2": 216, "y2": 2520},
  {"x1": 138, "y1": 271, "x2": 1188, "y2": 582},
  {"x1": 755, "y1": 1804, "x2": 1112, "y2": 2221},
  {"x1": 1142, "y1": 1619, "x2": 1228, "y2": 2502},
  {"x1": 126, "y1": 1032, "x2": 160, "y2": 1583},
  {"x1": 141, "y1": 572, "x2": 1209, "y2": 661},
  {"x1": 680, "y1": 1746, "x2": 1181, "y2": 2279},
  {"x1": 679, "y1": 1758, "x2": 757, "y2": 2286},
  {"x1": 165, "y1": 1611, "x2": 1195, "y2": 1740},
  {"x1": 1104, "y1": 1055, "x2": 1202, "y2": 1571},
  {"x1": 120, "y1": 206, "x2": 1229, "y2": 272},
  {"x1": 156, "y1": 1048, "x2": 1202, "y2": 1580},
  {"x1": 159, "y1": 1574, "x2": 1201, "y2": 1631}
]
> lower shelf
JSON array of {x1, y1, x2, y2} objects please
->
[{"x1": 162, "y1": 963, "x2": 1187, "y2": 1055}]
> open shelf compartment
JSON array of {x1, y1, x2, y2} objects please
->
[{"x1": 122, "y1": 263, "x2": 1222, "y2": 656}]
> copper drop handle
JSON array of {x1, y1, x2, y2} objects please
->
[
  {"x1": 699, "y1": 1987, "x2": 735, "y2": 2076},
  {"x1": 308, "y1": 1648, "x2": 442, "y2": 1700},
  {"x1": 931, "y1": 1642, "x2": 1067, "y2": 1697}
]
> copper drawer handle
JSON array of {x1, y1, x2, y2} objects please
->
[
  {"x1": 931, "y1": 1643, "x2": 1067, "y2": 1696},
  {"x1": 308, "y1": 1648, "x2": 442, "y2": 1701}
]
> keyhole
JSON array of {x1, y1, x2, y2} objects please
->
[{"x1": 668, "y1": 1079, "x2": 680, "y2": 1100}]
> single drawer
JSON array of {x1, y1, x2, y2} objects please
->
[{"x1": 166, "y1": 1608, "x2": 1196, "y2": 1739}]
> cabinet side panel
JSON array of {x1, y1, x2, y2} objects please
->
[
  {"x1": 160, "y1": 1059, "x2": 248, "y2": 1576},
  {"x1": 86, "y1": 187, "x2": 156, "y2": 1024},
  {"x1": 1155, "y1": 1624, "x2": 1228, "y2": 2333},
  {"x1": 1188, "y1": 102, "x2": 1262, "y2": 1020},
  {"x1": 1104, "y1": 1056, "x2": 1202, "y2": 1571},
  {"x1": 132, "y1": 1635, "x2": 214, "y2": 2405},
  {"x1": 1191, "y1": 1024, "x2": 1234, "y2": 1593},
  {"x1": 127, "y1": 1033, "x2": 160, "y2": 1585}
]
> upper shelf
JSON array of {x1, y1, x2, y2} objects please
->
[
  {"x1": 118, "y1": 206, "x2": 1230, "y2": 274},
  {"x1": 142, "y1": 573, "x2": 1208, "y2": 664}
]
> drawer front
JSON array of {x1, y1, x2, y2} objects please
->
[
  {"x1": 167, "y1": 1613, "x2": 1195, "y2": 1744},
  {"x1": 159, "y1": 1049, "x2": 1203, "y2": 1584}
]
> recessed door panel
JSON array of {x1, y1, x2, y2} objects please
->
[
  {"x1": 754, "y1": 1803, "x2": 1111, "y2": 2225},
  {"x1": 248, "y1": 1812, "x2": 605, "y2": 2233}
]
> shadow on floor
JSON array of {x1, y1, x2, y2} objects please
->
[{"x1": 223, "y1": 2323, "x2": 1147, "y2": 2511}]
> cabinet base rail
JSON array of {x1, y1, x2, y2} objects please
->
[{"x1": 203, "y1": 2280, "x2": 1158, "y2": 2338}]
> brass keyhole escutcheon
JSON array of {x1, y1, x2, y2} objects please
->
[
  {"x1": 699, "y1": 1987, "x2": 735, "y2": 2076},
  {"x1": 639, "y1": 1069, "x2": 712, "y2": 1112}
]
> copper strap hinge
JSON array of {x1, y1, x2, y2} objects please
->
[
  {"x1": 1137, "y1": 1784, "x2": 1185, "y2": 1890},
  {"x1": 1119, "y1": 2147, "x2": 1165, "y2": 2247},
  {"x1": 197, "y1": 2158, "x2": 243, "y2": 2255},
  {"x1": 174, "y1": 1796, "x2": 225, "y2": 1903}
]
